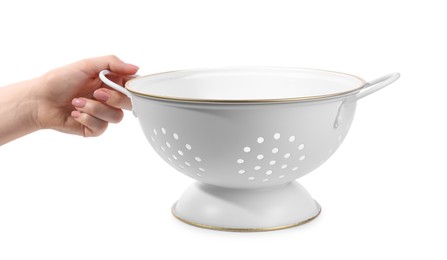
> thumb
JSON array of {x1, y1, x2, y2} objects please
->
[{"x1": 77, "y1": 55, "x2": 139, "y2": 76}]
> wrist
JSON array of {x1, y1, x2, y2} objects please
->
[
  {"x1": 31, "y1": 75, "x2": 51, "y2": 130},
  {"x1": 15, "y1": 78, "x2": 41, "y2": 132},
  {"x1": 0, "y1": 78, "x2": 41, "y2": 145}
]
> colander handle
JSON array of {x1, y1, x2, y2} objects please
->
[
  {"x1": 99, "y1": 70, "x2": 133, "y2": 99},
  {"x1": 334, "y1": 72, "x2": 400, "y2": 128},
  {"x1": 356, "y1": 72, "x2": 400, "y2": 100}
]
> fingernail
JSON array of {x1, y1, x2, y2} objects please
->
[
  {"x1": 71, "y1": 110, "x2": 81, "y2": 118},
  {"x1": 94, "y1": 90, "x2": 109, "y2": 101},
  {"x1": 126, "y1": 63, "x2": 139, "y2": 71},
  {"x1": 72, "y1": 98, "x2": 86, "y2": 108}
]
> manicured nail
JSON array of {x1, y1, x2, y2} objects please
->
[
  {"x1": 72, "y1": 98, "x2": 86, "y2": 108},
  {"x1": 71, "y1": 110, "x2": 81, "y2": 118},
  {"x1": 126, "y1": 63, "x2": 139, "y2": 71},
  {"x1": 94, "y1": 90, "x2": 109, "y2": 101}
]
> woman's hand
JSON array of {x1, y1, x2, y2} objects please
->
[
  {"x1": 36, "y1": 55, "x2": 138, "y2": 137},
  {"x1": 0, "y1": 55, "x2": 138, "y2": 145}
]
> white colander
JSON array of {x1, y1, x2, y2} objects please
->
[{"x1": 100, "y1": 67, "x2": 400, "y2": 231}]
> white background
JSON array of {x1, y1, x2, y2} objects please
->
[{"x1": 1, "y1": 0, "x2": 446, "y2": 259}]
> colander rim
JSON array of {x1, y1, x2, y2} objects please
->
[{"x1": 125, "y1": 67, "x2": 367, "y2": 103}]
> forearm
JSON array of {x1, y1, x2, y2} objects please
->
[{"x1": 0, "y1": 79, "x2": 40, "y2": 145}]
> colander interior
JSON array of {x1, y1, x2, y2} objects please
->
[{"x1": 126, "y1": 67, "x2": 365, "y2": 102}]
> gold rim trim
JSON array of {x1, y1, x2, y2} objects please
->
[
  {"x1": 125, "y1": 67, "x2": 366, "y2": 104},
  {"x1": 171, "y1": 201, "x2": 321, "y2": 232}
]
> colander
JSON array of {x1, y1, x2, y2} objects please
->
[{"x1": 99, "y1": 67, "x2": 400, "y2": 231}]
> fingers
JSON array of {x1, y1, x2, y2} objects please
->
[
  {"x1": 78, "y1": 55, "x2": 136, "y2": 111},
  {"x1": 67, "y1": 55, "x2": 137, "y2": 137},
  {"x1": 93, "y1": 88, "x2": 132, "y2": 110},
  {"x1": 70, "y1": 96, "x2": 125, "y2": 137},
  {"x1": 72, "y1": 98, "x2": 124, "y2": 124},
  {"x1": 71, "y1": 111, "x2": 108, "y2": 137}
]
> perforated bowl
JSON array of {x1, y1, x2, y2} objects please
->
[{"x1": 100, "y1": 67, "x2": 400, "y2": 231}]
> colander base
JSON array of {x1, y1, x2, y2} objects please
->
[
  {"x1": 171, "y1": 181, "x2": 321, "y2": 232},
  {"x1": 172, "y1": 201, "x2": 321, "y2": 232}
]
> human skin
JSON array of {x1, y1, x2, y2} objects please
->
[{"x1": 0, "y1": 55, "x2": 138, "y2": 145}]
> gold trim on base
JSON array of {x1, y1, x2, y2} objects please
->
[{"x1": 171, "y1": 201, "x2": 321, "y2": 232}]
